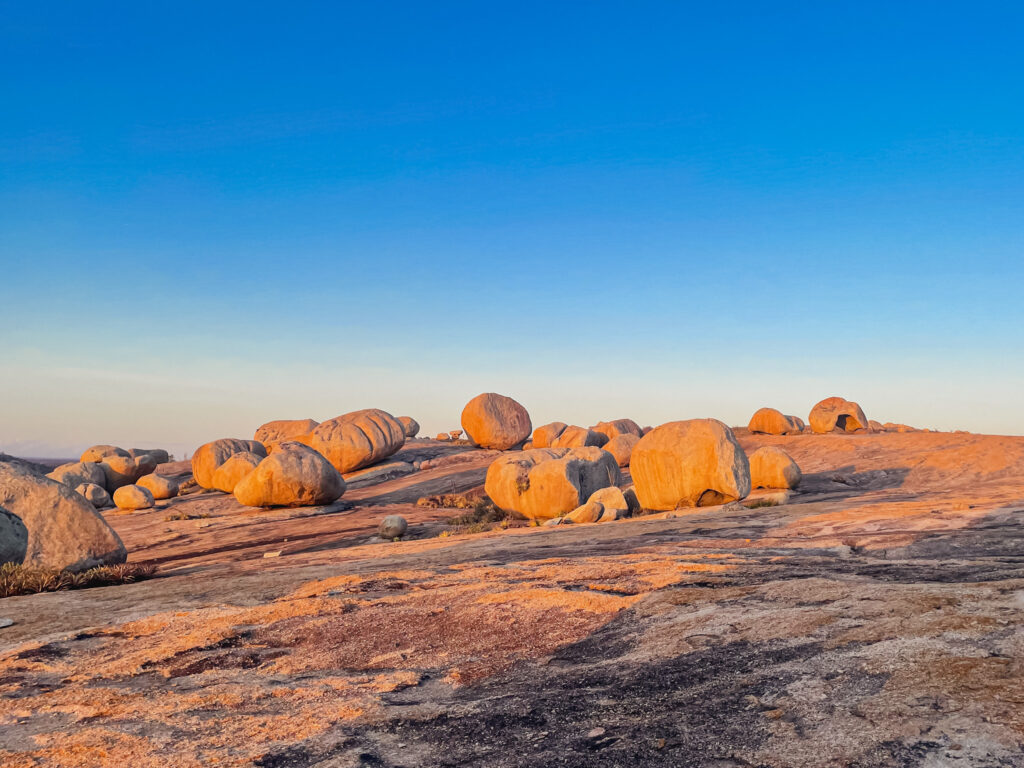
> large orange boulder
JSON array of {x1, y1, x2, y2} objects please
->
[
  {"x1": 631, "y1": 419, "x2": 751, "y2": 510},
  {"x1": 484, "y1": 446, "x2": 621, "y2": 521},
  {"x1": 234, "y1": 443, "x2": 346, "y2": 508},
  {"x1": 137, "y1": 473, "x2": 179, "y2": 500},
  {"x1": 254, "y1": 419, "x2": 319, "y2": 445},
  {"x1": 192, "y1": 438, "x2": 267, "y2": 489},
  {"x1": 308, "y1": 408, "x2": 406, "y2": 474},
  {"x1": 603, "y1": 433, "x2": 641, "y2": 467},
  {"x1": 211, "y1": 451, "x2": 263, "y2": 493},
  {"x1": 749, "y1": 446, "x2": 802, "y2": 489},
  {"x1": 99, "y1": 454, "x2": 157, "y2": 490},
  {"x1": 461, "y1": 393, "x2": 532, "y2": 450},
  {"x1": 551, "y1": 425, "x2": 606, "y2": 448},
  {"x1": 80, "y1": 445, "x2": 130, "y2": 463},
  {"x1": 748, "y1": 408, "x2": 803, "y2": 435},
  {"x1": 591, "y1": 419, "x2": 643, "y2": 441},
  {"x1": 531, "y1": 422, "x2": 568, "y2": 449},
  {"x1": 809, "y1": 397, "x2": 869, "y2": 434}
]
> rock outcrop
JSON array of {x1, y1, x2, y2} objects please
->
[
  {"x1": 485, "y1": 446, "x2": 621, "y2": 521},
  {"x1": 80, "y1": 445, "x2": 129, "y2": 463},
  {"x1": 749, "y1": 446, "x2": 802, "y2": 489},
  {"x1": 747, "y1": 407, "x2": 804, "y2": 435},
  {"x1": 308, "y1": 409, "x2": 406, "y2": 474},
  {"x1": 0, "y1": 462, "x2": 126, "y2": 571},
  {"x1": 591, "y1": 419, "x2": 643, "y2": 441},
  {"x1": 192, "y1": 439, "x2": 268, "y2": 489},
  {"x1": 531, "y1": 422, "x2": 568, "y2": 449},
  {"x1": 0, "y1": 508, "x2": 28, "y2": 565},
  {"x1": 461, "y1": 393, "x2": 532, "y2": 451},
  {"x1": 234, "y1": 443, "x2": 346, "y2": 508},
  {"x1": 211, "y1": 451, "x2": 264, "y2": 493},
  {"x1": 254, "y1": 419, "x2": 320, "y2": 445},
  {"x1": 631, "y1": 419, "x2": 751, "y2": 510},
  {"x1": 603, "y1": 433, "x2": 640, "y2": 466},
  {"x1": 137, "y1": 473, "x2": 179, "y2": 500},
  {"x1": 75, "y1": 483, "x2": 111, "y2": 508},
  {"x1": 551, "y1": 425, "x2": 606, "y2": 448},
  {"x1": 378, "y1": 515, "x2": 408, "y2": 539},
  {"x1": 113, "y1": 484, "x2": 155, "y2": 511},
  {"x1": 47, "y1": 461, "x2": 108, "y2": 491},
  {"x1": 398, "y1": 417, "x2": 420, "y2": 438},
  {"x1": 129, "y1": 448, "x2": 170, "y2": 465},
  {"x1": 99, "y1": 454, "x2": 157, "y2": 490},
  {"x1": 809, "y1": 397, "x2": 869, "y2": 434}
]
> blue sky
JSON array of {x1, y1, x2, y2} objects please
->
[{"x1": 2, "y1": 2, "x2": 1023, "y2": 456}]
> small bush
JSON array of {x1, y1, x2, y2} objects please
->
[
  {"x1": 0, "y1": 562, "x2": 157, "y2": 599},
  {"x1": 746, "y1": 499, "x2": 779, "y2": 509}
]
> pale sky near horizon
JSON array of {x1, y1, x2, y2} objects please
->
[{"x1": 2, "y1": 2, "x2": 1024, "y2": 458}]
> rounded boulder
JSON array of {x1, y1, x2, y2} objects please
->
[
  {"x1": 75, "y1": 483, "x2": 112, "y2": 508},
  {"x1": 398, "y1": 417, "x2": 420, "y2": 438},
  {"x1": 591, "y1": 419, "x2": 643, "y2": 441},
  {"x1": 234, "y1": 442, "x2": 346, "y2": 508},
  {"x1": 749, "y1": 446, "x2": 802, "y2": 490},
  {"x1": 192, "y1": 438, "x2": 267, "y2": 489},
  {"x1": 809, "y1": 397, "x2": 869, "y2": 434},
  {"x1": 137, "y1": 473, "x2": 179, "y2": 500},
  {"x1": 631, "y1": 419, "x2": 751, "y2": 511},
  {"x1": 113, "y1": 484, "x2": 155, "y2": 511},
  {"x1": 379, "y1": 515, "x2": 409, "y2": 539},
  {"x1": 254, "y1": 419, "x2": 320, "y2": 445},
  {"x1": 531, "y1": 422, "x2": 568, "y2": 449},
  {"x1": 308, "y1": 409, "x2": 406, "y2": 474},
  {"x1": 211, "y1": 451, "x2": 264, "y2": 493},
  {"x1": 461, "y1": 393, "x2": 532, "y2": 451},
  {"x1": 748, "y1": 408, "x2": 804, "y2": 435},
  {"x1": 603, "y1": 433, "x2": 640, "y2": 467},
  {"x1": 47, "y1": 461, "x2": 108, "y2": 491}
]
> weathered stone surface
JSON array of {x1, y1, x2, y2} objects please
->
[
  {"x1": 566, "y1": 500, "x2": 604, "y2": 523},
  {"x1": 378, "y1": 515, "x2": 409, "y2": 539},
  {"x1": 211, "y1": 452, "x2": 263, "y2": 493},
  {"x1": 603, "y1": 433, "x2": 640, "y2": 466},
  {"x1": 309, "y1": 409, "x2": 406, "y2": 475},
  {"x1": 343, "y1": 461, "x2": 416, "y2": 488},
  {"x1": 748, "y1": 407, "x2": 803, "y2": 435},
  {"x1": 749, "y1": 446, "x2": 802, "y2": 489},
  {"x1": 99, "y1": 454, "x2": 157, "y2": 491},
  {"x1": 129, "y1": 448, "x2": 170, "y2": 465},
  {"x1": 869, "y1": 419, "x2": 885, "y2": 432},
  {"x1": 113, "y1": 484, "x2": 155, "y2": 511},
  {"x1": 435, "y1": 433, "x2": 450, "y2": 441},
  {"x1": 631, "y1": 419, "x2": 751, "y2": 510},
  {"x1": 0, "y1": 508, "x2": 28, "y2": 565},
  {"x1": 809, "y1": 396, "x2": 869, "y2": 434},
  {"x1": 551, "y1": 425, "x2": 606, "y2": 449},
  {"x1": 485, "y1": 446, "x2": 622, "y2": 521},
  {"x1": 234, "y1": 443, "x2": 346, "y2": 508},
  {"x1": 192, "y1": 439, "x2": 267, "y2": 490},
  {"x1": 253, "y1": 419, "x2": 320, "y2": 445},
  {"x1": 591, "y1": 419, "x2": 643, "y2": 441},
  {"x1": 137, "y1": 473, "x2": 179, "y2": 500},
  {"x1": 461, "y1": 393, "x2": 532, "y2": 451},
  {"x1": 531, "y1": 422, "x2": 568, "y2": 449},
  {"x1": 586, "y1": 486, "x2": 631, "y2": 518},
  {"x1": 80, "y1": 445, "x2": 129, "y2": 463},
  {"x1": 0, "y1": 462, "x2": 126, "y2": 571},
  {"x1": 75, "y1": 483, "x2": 111, "y2": 508},
  {"x1": 398, "y1": 417, "x2": 420, "y2": 438},
  {"x1": 47, "y1": 461, "x2": 107, "y2": 491}
]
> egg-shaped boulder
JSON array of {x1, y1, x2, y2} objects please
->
[
  {"x1": 129, "y1": 448, "x2": 170, "y2": 465},
  {"x1": 211, "y1": 451, "x2": 263, "y2": 493},
  {"x1": 47, "y1": 461, "x2": 108, "y2": 491},
  {"x1": 398, "y1": 417, "x2": 420, "y2": 438},
  {"x1": 603, "y1": 433, "x2": 640, "y2": 467},
  {"x1": 484, "y1": 446, "x2": 621, "y2": 521},
  {"x1": 748, "y1": 408, "x2": 804, "y2": 435},
  {"x1": 749, "y1": 446, "x2": 802, "y2": 490},
  {"x1": 809, "y1": 397, "x2": 869, "y2": 434},
  {"x1": 591, "y1": 419, "x2": 643, "y2": 441},
  {"x1": 308, "y1": 408, "x2": 406, "y2": 474},
  {"x1": 234, "y1": 442, "x2": 346, "y2": 508},
  {"x1": 75, "y1": 483, "x2": 111, "y2": 508},
  {"x1": 631, "y1": 419, "x2": 751, "y2": 511},
  {"x1": 254, "y1": 419, "x2": 320, "y2": 445},
  {"x1": 461, "y1": 393, "x2": 532, "y2": 451},
  {"x1": 80, "y1": 444, "x2": 130, "y2": 463},
  {"x1": 137, "y1": 473, "x2": 179, "y2": 500},
  {"x1": 113, "y1": 484, "x2": 154, "y2": 511},
  {"x1": 192, "y1": 438, "x2": 267, "y2": 489},
  {"x1": 99, "y1": 454, "x2": 157, "y2": 491}
]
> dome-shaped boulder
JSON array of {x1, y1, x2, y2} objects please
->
[
  {"x1": 308, "y1": 409, "x2": 406, "y2": 474},
  {"x1": 748, "y1": 408, "x2": 803, "y2": 435},
  {"x1": 531, "y1": 422, "x2": 568, "y2": 449},
  {"x1": 47, "y1": 461, "x2": 107, "y2": 491},
  {"x1": 80, "y1": 445, "x2": 130, "y2": 463},
  {"x1": 234, "y1": 442, "x2": 346, "y2": 508},
  {"x1": 99, "y1": 454, "x2": 157, "y2": 491},
  {"x1": 809, "y1": 397, "x2": 868, "y2": 434},
  {"x1": 631, "y1": 419, "x2": 751, "y2": 510},
  {"x1": 591, "y1": 419, "x2": 643, "y2": 441},
  {"x1": 192, "y1": 439, "x2": 267, "y2": 489},
  {"x1": 551, "y1": 425, "x2": 606, "y2": 448},
  {"x1": 254, "y1": 419, "x2": 320, "y2": 445},
  {"x1": 749, "y1": 446, "x2": 802, "y2": 489},
  {"x1": 211, "y1": 451, "x2": 263, "y2": 493},
  {"x1": 137, "y1": 473, "x2": 179, "y2": 500},
  {"x1": 461, "y1": 393, "x2": 532, "y2": 451}
]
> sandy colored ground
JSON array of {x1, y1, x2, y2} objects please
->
[{"x1": 2, "y1": 431, "x2": 1024, "y2": 767}]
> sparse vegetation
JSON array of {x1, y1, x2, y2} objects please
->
[
  {"x1": 165, "y1": 511, "x2": 211, "y2": 521},
  {"x1": 746, "y1": 499, "x2": 779, "y2": 509},
  {"x1": 0, "y1": 562, "x2": 157, "y2": 599}
]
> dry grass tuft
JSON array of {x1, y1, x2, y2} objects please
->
[{"x1": 0, "y1": 562, "x2": 157, "y2": 598}]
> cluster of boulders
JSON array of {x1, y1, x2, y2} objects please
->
[
  {"x1": 46, "y1": 444, "x2": 178, "y2": 512},
  {"x1": 528, "y1": 418, "x2": 643, "y2": 467}
]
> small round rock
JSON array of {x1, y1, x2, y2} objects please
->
[{"x1": 378, "y1": 515, "x2": 408, "y2": 540}]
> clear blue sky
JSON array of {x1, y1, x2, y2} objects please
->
[{"x1": 2, "y1": 2, "x2": 1023, "y2": 457}]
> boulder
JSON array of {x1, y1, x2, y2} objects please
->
[
  {"x1": 129, "y1": 448, "x2": 170, "y2": 465},
  {"x1": 435, "y1": 433, "x2": 451, "y2": 441},
  {"x1": 253, "y1": 419, "x2": 320, "y2": 445},
  {"x1": 587, "y1": 486, "x2": 631, "y2": 518},
  {"x1": 449, "y1": 429, "x2": 464, "y2": 440},
  {"x1": 551, "y1": 425, "x2": 606, "y2": 449},
  {"x1": 137, "y1": 473, "x2": 179, "y2": 500},
  {"x1": 868, "y1": 420, "x2": 886, "y2": 432},
  {"x1": 749, "y1": 446, "x2": 802, "y2": 489},
  {"x1": 0, "y1": 508, "x2": 28, "y2": 565},
  {"x1": 192, "y1": 438, "x2": 267, "y2": 489},
  {"x1": 398, "y1": 417, "x2": 420, "y2": 438},
  {"x1": 378, "y1": 515, "x2": 409, "y2": 539},
  {"x1": 0, "y1": 462, "x2": 126, "y2": 571},
  {"x1": 99, "y1": 453, "x2": 157, "y2": 490},
  {"x1": 484, "y1": 446, "x2": 622, "y2": 521},
  {"x1": 631, "y1": 419, "x2": 751, "y2": 510},
  {"x1": 748, "y1": 408, "x2": 803, "y2": 435},
  {"x1": 309, "y1": 409, "x2": 406, "y2": 475},
  {"x1": 80, "y1": 444, "x2": 130, "y2": 463},
  {"x1": 603, "y1": 433, "x2": 640, "y2": 467},
  {"x1": 566, "y1": 500, "x2": 604, "y2": 523},
  {"x1": 75, "y1": 483, "x2": 111, "y2": 508},
  {"x1": 461, "y1": 393, "x2": 532, "y2": 451},
  {"x1": 809, "y1": 397, "x2": 869, "y2": 434},
  {"x1": 113, "y1": 484, "x2": 155, "y2": 511},
  {"x1": 591, "y1": 419, "x2": 643, "y2": 441},
  {"x1": 234, "y1": 442, "x2": 346, "y2": 508},
  {"x1": 211, "y1": 451, "x2": 264, "y2": 493},
  {"x1": 622, "y1": 487, "x2": 642, "y2": 515},
  {"x1": 532, "y1": 422, "x2": 568, "y2": 449},
  {"x1": 47, "y1": 461, "x2": 107, "y2": 491},
  {"x1": 641, "y1": 426, "x2": 654, "y2": 435}
]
